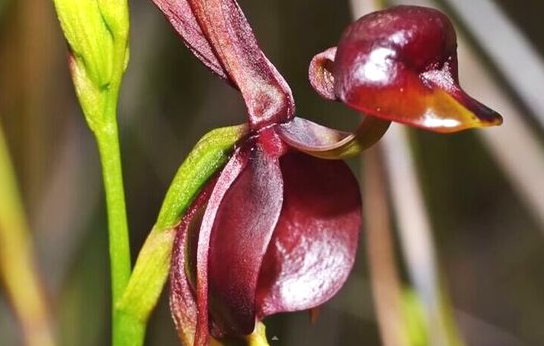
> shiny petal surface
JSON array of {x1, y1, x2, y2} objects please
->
[
  {"x1": 150, "y1": 0, "x2": 228, "y2": 80},
  {"x1": 194, "y1": 148, "x2": 251, "y2": 346},
  {"x1": 256, "y1": 152, "x2": 362, "y2": 317},
  {"x1": 207, "y1": 133, "x2": 285, "y2": 336},
  {"x1": 188, "y1": 0, "x2": 295, "y2": 128},
  {"x1": 170, "y1": 179, "x2": 216, "y2": 346},
  {"x1": 332, "y1": 5, "x2": 502, "y2": 132}
]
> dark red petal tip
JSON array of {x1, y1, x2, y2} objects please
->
[
  {"x1": 152, "y1": 0, "x2": 295, "y2": 129},
  {"x1": 150, "y1": 0, "x2": 229, "y2": 80},
  {"x1": 332, "y1": 5, "x2": 502, "y2": 132},
  {"x1": 256, "y1": 152, "x2": 362, "y2": 317}
]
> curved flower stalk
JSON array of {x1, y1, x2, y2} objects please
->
[{"x1": 0, "y1": 122, "x2": 55, "y2": 346}]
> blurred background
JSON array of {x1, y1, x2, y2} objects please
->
[{"x1": 0, "y1": 0, "x2": 543, "y2": 345}]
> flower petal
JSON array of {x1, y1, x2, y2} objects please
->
[
  {"x1": 150, "y1": 0, "x2": 229, "y2": 80},
  {"x1": 331, "y1": 5, "x2": 502, "y2": 132},
  {"x1": 194, "y1": 147, "x2": 251, "y2": 346},
  {"x1": 170, "y1": 179, "x2": 216, "y2": 346},
  {"x1": 278, "y1": 116, "x2": 389, "y2": 159},
  {"x1": 256, "y1": 152, "x2": 362, "y2": 317},
  {"x1": 207, "y1": 136, "x2": 285, "y2": 336},
  {"x1": 188, "y1": 0, "x2": 295, "y2": 128}
]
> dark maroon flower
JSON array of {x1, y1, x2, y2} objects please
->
[
  {"x1": 153, "y1": 2, "x2": 502, "y2": 345},
  {"x1": 309, "y1": 5, "x2": 502, "y2": 133},
  {"x1": 153, "y1": 0, "x2": 362, "y2": 345}
]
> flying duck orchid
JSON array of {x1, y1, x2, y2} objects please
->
[{"x1": 151, "y1": 2, "x2": 501, "y2": 345}]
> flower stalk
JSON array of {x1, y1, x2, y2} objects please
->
[{"x1": 52, "y1": 0, "x2": 131, "y2": 343}]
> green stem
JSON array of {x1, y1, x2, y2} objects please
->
[{"x1": 95, "y1": 118, "x2": 131, "y2": 335}]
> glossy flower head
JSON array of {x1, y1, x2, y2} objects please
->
[{"x1": 310, "y1": 5, "x2": 503, "y2": 133}]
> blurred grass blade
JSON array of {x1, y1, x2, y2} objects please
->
[
  {"x1": 0, "y1": 121, "x2": 56, "y2": 346},
  {"x1": 380, "y1": 125, "x2": 462, "y2": 346},
  {"x1": 362, "y1": 146, "x2": 408, "y2": 346},
  {"x1": 396, "y1": 0, "x2": 544, "y2": 238},
  {"x1": 350, "y1": 1, "x2": 465, "y2": 345},
  {"x1": 459, "y1": 40, "x2": 544, "y2": 229},
  {"x1": 440, "y1": 0, "x2": 544, "y2": 130}
]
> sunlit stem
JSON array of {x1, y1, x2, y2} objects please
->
[{"x1": 0, "y1": 121, "x2": 56, "y2": 346}]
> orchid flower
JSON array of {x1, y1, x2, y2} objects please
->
[
  {"x1": 152, "y1": 1, "x2": 363, "y2": 345},
  {"x1": 151, "y1": 2, "x2": 501, "y2": 346}
]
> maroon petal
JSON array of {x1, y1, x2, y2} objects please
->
[
  {"x1": 207, "y1": 132, "x2": 285, "y2": 336},
  {"x1": 188, "y1": 0, "x2": 295, "y2": 128},
  {"x1": 150, "y1": 0, "x2": 228, "y2": 80},
  {"x1": 256, "y1": 152, "x2": 362, "y2": 317},
  {"x1": 194, "y1": 147, "x2": 251, "y2": 346},
  {"x1": 170, "y1": 179, "x2": 217, "y2": 346}
]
